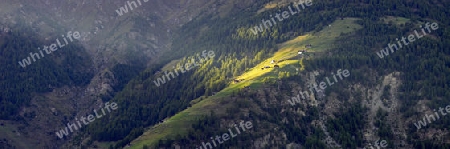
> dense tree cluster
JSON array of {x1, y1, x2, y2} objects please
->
[
  {"x1": 84, "y1": 0, "x2": 450, "y2": 148},
  {"x1": 0, "y1": 26, "x2": 94, "y2": 120},
  {"x1": 1, "y1": 0, "x2": 449, "y2": 148}
]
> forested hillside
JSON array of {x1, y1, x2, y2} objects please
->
[
  {"x1": 1, "y1": 0, "x2": 449, "y2": 148},
  {"x1": 71, "y1": 0, "x2": 450, "y2": 148},
  {"x1": 0, "y1": 25, "x2": 94, "y2": 120}
]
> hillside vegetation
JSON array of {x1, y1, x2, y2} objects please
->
[
  {"x1": 127, "y1": 17, "x2": 365, "y2": 148},
  {"x1": 1, "y1": 0, "x2": 448, "y2": 148},
  {"x1": 75, "y1": 0, "x2": 450, "y2": 148}
]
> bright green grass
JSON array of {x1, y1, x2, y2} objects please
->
[
  {"x1": 381, "y1": 16, "x2": 410, "y2": 25},
  {"x1": 127, "y1": 17, "x2": 363, "y2": 148},
  {"x1": 127, "y1": 95, "x2": 218, "y2": 149}
]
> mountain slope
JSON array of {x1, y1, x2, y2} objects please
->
[
  {"x1": 0, "y1": 0, "x2": 262, "y2": 148},
  {"x1": 101, "y1": 0, "x2": 450, "y2": 148},
  {"x1": 127, "y1": 17, "x2": 365, "y2": 148},
  {"x1": 1, "y1": 0, "x2": 450, "y2": 149}
]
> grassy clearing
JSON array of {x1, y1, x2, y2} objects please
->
[
  {"x1": 235, "y1": 18, "x2": 362, "y2": 82},
  {"x1": 161, "y1": 60, "x2": 181, "y2": 72},
  {"x1": 127, "y1": 17, "x2": 363, "y2": 148},
  {"x1": 381, "y1": 16, "x2": 410, "y2": 25},
  {"x1": 265, "y1": 3, "x2": 278, "y2": 9},
  {"x1": 257, "y1": 2, "x2": 278, "y2": 14},
  {"x1": 257, "y1": 1, "x2": 300, "y2": 14},
  {"x1": 127, "y1": 95, "x2": 219, "y2": 149}
]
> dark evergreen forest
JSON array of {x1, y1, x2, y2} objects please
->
[
  {"x1": 89, "y1": 0, "x2": 450, "y2": 148},
  {"x1": 0, "y1": 26, "x2": 94, "y2": 120},
  {"x1": 1, "y1": 0, "x2": 449, "y2": 148}
]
